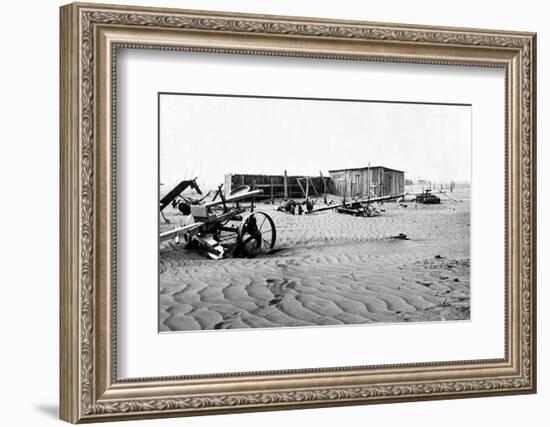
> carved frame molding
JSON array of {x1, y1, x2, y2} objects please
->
[{"x1": 60, "y1": 2, "x2": 536, "y2": 423}]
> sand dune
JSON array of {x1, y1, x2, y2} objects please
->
[{"x1": 159, "y1": 189, "x2": 470, "y2": 331}]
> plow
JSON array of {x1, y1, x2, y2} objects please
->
[
  {"x1": 306, "y1": 193, "x2": 406, "y2": 217},
  {"x1": 160, "y1": 183, "x2": 276, "y2": 260},
  {"x1": 159, "y1": 178, "x2": 210, "y2": 223},
  {"x1": 409, "y1": 189, "x2": 461, "y2": 205}
]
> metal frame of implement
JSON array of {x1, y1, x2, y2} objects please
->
[
  {"x1": 160, "y1": 185, "x2": 277, "y2": 260},
  {"x1": 306, "y1": 193, "x2": 406, "y2": 215}
]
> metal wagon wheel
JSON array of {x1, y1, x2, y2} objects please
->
[{"x1": 236, "y1": 212, "x2": 276, "y2": 258}]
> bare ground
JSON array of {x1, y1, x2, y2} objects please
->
[{"x1": 159, "y1": 189, "x2": 470, "y2": 331}]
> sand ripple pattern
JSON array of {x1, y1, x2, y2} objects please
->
[{"x1": 160, "y1": 192, "x2": 470, "y2": 331}]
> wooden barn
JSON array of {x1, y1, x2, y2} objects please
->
[
  {"x1": 328, "y1": 166, "x2": 405, "y2": 198},
  {"x1": 224, "y1": 172, "x2": 333, "y2": 202}
]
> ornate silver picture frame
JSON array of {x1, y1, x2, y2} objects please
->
[{"x1": 60, "y1": 2, "x2": 536, "y2": 423}]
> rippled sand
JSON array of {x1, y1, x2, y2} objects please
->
[{"x1": 159, "y1": 189, "x2": 470, "y2": 331}]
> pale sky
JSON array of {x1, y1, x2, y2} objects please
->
[{"x1": 160, "y1": 94, "x2": 471, "y2": 192}]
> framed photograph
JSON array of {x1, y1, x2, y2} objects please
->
[{"x1": 60, "y1": 2, "x2": 536, "y2": 423}]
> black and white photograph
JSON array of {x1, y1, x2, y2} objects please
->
[{"x1": 158, "y1": 93, "x2": 471, "y2": 332}]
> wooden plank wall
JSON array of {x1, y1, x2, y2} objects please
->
[
  {"x1": 225, "y1": 173, "x2": 334, "y2": 201},
  {"x1": 329, "y1": 167, "x2": 404, "y2": 198}
]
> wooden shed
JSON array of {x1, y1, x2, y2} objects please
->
[{"x1": 328, "y1": 166, "x2": 405, "y2": 198}]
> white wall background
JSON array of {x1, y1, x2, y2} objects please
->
[{"x1": 0, "y1": 0, "x2": 545, "y2": 426}]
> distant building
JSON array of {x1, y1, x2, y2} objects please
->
[{"x1": 328, "y1": 166, "x2": 405, "y2": 198}]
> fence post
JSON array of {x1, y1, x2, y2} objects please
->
[
  {"x1": 251, "y1": 179, "x2": 256, "y2": 211},
  {"x1": 284, "y1": 170, "x2": 288, "y2": 200}
]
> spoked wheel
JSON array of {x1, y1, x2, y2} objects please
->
[{"x1": 236, "y1": 211, "x2": 276, "y2": 258}]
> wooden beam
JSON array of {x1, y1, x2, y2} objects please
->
[
  {"x1": 204, "y1": 189, "x2": 263, "y2": 208},
  {"x1": 283, "y1": 170, "x2": 288, "y2": 200},
  {"x1": 296, "y1": 178, "x2": 307, "y2": 198},
  {"x1": 306, "y1": 193, "x2": 405, "y2": 214}
]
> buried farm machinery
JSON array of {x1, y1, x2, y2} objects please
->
[
  {"x1": 305, "y1": 193, "x2": 406, "y2": 217},
  {"x1": 160, "y1": 184, "x2": 276, "y2": 260}
]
